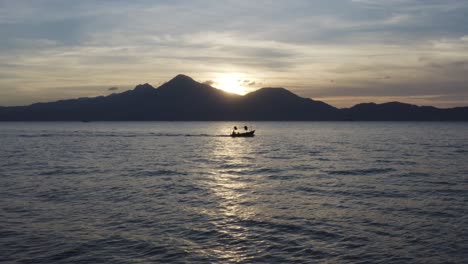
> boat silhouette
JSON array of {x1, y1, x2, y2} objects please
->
[{"x1": 230, "y1": 126, "x2": 255, "y2": 137}]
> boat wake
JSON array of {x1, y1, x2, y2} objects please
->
[
  {"x1": 177, "y1": 133, "x2": 231, "y2": 138},
  {"x1": 17, "y1": 132, "x2": 232, "y2": 138}
]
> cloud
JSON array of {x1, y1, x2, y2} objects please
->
[
  {"x1": 1, "y1": 1, "x2": 468, "y2": 107},
  {"x1": 203, "y1": 80, "x2": 215, "y2": 86},
  {"x1": 108, "y1": 87, "x2": 118, "y2": 91},
  {"x1": 377, "y1": 76, "x2": 391, "y2": 80}
]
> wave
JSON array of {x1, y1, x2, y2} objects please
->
[{"x1": 323, "y1": 168, "x2": 395, "y2": 176}]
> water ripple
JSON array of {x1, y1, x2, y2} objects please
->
[{"x1": 1, "y1": 122, "x2": 467, "y2": 263}]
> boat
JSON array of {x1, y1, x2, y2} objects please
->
[
  {"x1": 230, "y1": 126, "x2": 255, "y2": 137},
  {"x1": 231, "y1": 130, "x2": 255, "y2": 137}
]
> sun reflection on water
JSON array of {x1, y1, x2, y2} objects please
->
[{"x1": 198, "y1": 136, "x2": 261, "y2": 261}]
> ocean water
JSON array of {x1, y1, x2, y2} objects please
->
[{"x1": 0, "y1": 122, "x2": 467, "y2": 263}]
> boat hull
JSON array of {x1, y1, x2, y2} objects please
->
[{"x1": 231, "y1": 130, "x2": 255, "y2": 137}]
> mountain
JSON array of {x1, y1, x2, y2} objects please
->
[
  {"x1": 343, "y1": 102, "x2": 468, "y2": 121},
  {"x1": 0, "y1": 74, "x2": 467, "y2": 121},
  {"x1": 238, "y1": 87, "x2": 341, "y2": 120}
]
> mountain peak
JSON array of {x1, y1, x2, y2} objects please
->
[
  {"x1": 157, "y1": 74, "x2": 200, "y2": 91},
  {"x1": 246, "y1": 87, "x2": 300, "y2": 99},
  {"x1": 168, "y1": 74, "x2": 196, "y2": 84},
  {"x1": 134, "y1": 83, "x2": 155, "y2": 92},
  {"x1": 158, "y1": 74, "x2": 206, "y2": 93}
]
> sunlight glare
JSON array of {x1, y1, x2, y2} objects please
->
[{"x1": 214, "y1": 74, "x2": 247, "y2": 95}]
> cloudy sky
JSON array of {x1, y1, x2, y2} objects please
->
[{"x1": 1, "y1": 0, "x2": 468, "y2": 107}]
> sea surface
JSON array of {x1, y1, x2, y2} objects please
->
[{"x1": 0, "y1": 122, "x2": 467, "y2": 263}]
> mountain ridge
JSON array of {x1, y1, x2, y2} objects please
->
[{"x1": 0, "y1": 74, "x2": 466, "y2": 121}]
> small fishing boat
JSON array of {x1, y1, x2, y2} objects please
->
[{"x1": 230, "y1": 126, "x2": 255, "y2": 137}]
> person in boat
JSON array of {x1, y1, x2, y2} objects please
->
[{"x1": 232, "y1": 125, "x2": 254, "y2": 136}]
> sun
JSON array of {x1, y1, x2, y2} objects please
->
[{"x1": 214, "y1": 73, "x2": 247, "y2": 95}]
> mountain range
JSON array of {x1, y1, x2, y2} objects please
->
[{"x1": 0, "y1": 74, "x2": 467, "y2": 121}]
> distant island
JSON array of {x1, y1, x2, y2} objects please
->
[{"x1": 0, "y1": 74, "x2": 467, "y2": 121}]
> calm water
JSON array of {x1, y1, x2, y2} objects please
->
[{"x1": 1, "y1": 122, "x2": 467, "y2": 263}]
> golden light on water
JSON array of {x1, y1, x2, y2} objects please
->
[{"x1": 188, "y1": 136, "x2": 260, "y2": 261}]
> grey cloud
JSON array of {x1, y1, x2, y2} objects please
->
[
  {"x1": 0, "y1": 18, "x2": 87, "y2": 49},
  {"x1": 1, "y1": 0, "x2": 468, "y2": 108},
  {"x1": 295, "y1": 81, "x2": 468, "y2": 98},
  {"x1": 174, "y1": 55, "x2": 292, "y2": 70},
  {"x1": 108, "y1": 87, "x2": 118, "y2": 91},
  {"x1": 427, "y1": 60, "x2": 468, "y2": 70},
  {"x1": 78, "y1": 55, "x2": 145, "y2": 65},
  {"x1": 0, "y1": 73, "x2": 18, "y2": 79},
  {"x1": 377, "y1": 76, "x2": 391, "y2": 80},
  {"x1": 2, "y1": 1, "x2": 468, "y2": 48}
]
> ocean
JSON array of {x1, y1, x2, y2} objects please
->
[{"x1": 1, "y1": 122, "x2": 467, "y2": 263}]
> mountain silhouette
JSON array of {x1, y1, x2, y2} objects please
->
[
  {"x1": 343, "y1": 102, "x2": 468, "y2": 121},
  {"x1": 239, "y1": 88, "x2": 341, "y2": 120},
  {"x1": 0, "y1": 74, "x2": 466, "y2": 121}
]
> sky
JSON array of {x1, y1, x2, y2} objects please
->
[{"x1": 1, "y1": 0, "x2": 468, "y2": 108}]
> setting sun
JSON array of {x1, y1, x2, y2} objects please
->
[{"x1": 214, "y1": 74, "x2": 248, "y2": 95}]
